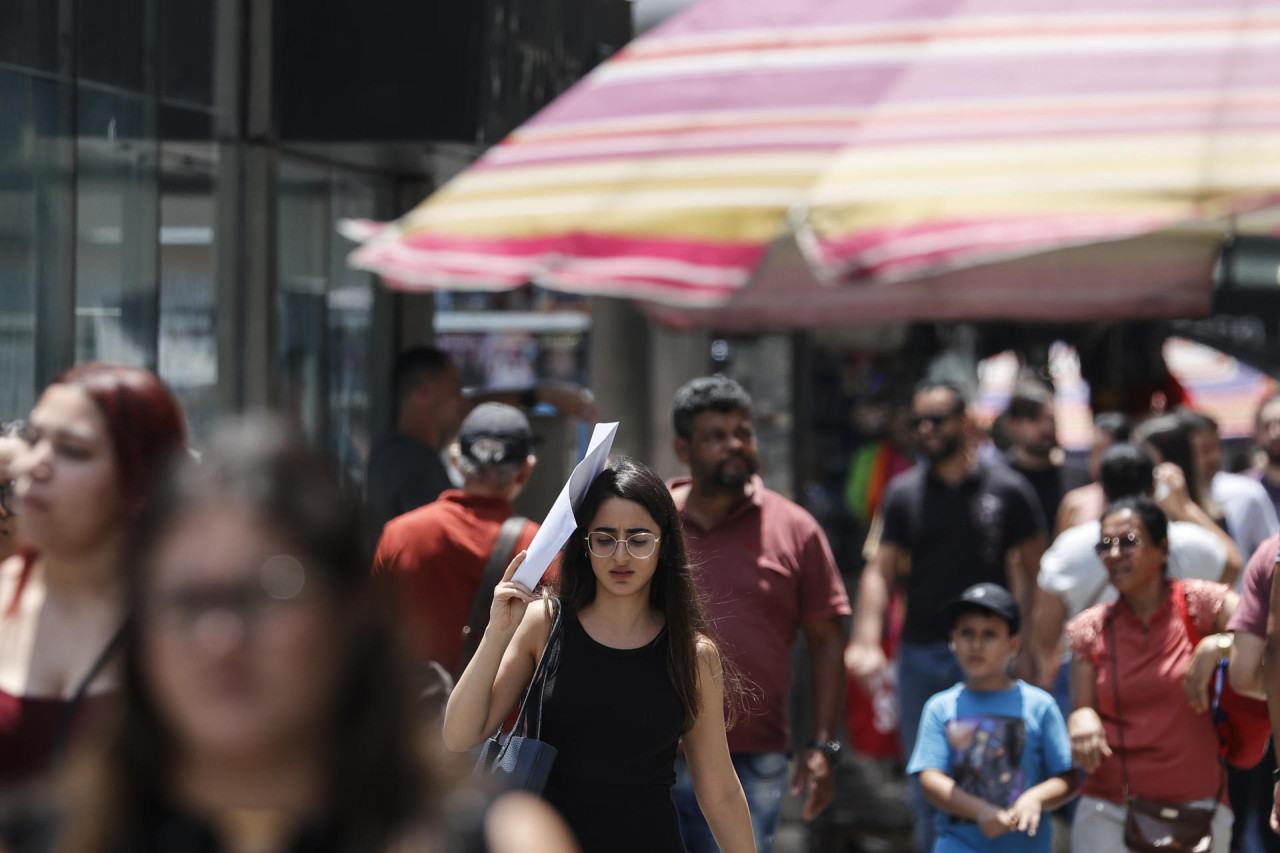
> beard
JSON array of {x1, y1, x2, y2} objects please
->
[
  {"x1": 698, "y1": 453, "x2": 759, "y2": 492},
  {"x1": 1266, "y1": 447, "x2": 1280, "y2": 467},
  {"x1": 1023, "y1": 437, "x2": 1056, "y2": 461},
  {"x1": 919, "y1": 432, "x2": 964, "y2": 463}
]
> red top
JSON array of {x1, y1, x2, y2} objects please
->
[
  {"x1": 1067, "y1": 579, "x2": 1228, "y2": 804},
  {"x1": 373, "y1": 490, "x2": 542, "y2": 672},
  {"x1": 0, "y1": 691, "x2": 99, "y2": 791},
  {"x1": 671, "y1": 475, "x2": 851, "y2": 753}
]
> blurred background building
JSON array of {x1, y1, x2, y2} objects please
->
[{"x1": 0, "y1": 0, "x2": 630, "y2": 482}]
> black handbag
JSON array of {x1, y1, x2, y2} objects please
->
[
  {"x1": 1107, "y1": 609, "x2": 1219, "y2": 853},
  {"x1": 471, "y1": 599, "x2": 563, "y2": 793}
]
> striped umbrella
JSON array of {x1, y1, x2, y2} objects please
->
[{"x1": 346, "y1": 0, "x2": 1280, "y2": 312}]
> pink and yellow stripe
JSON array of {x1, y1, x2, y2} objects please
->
[{"x1": 348, "y1": 0, "x2": 1280, "y2": 307}]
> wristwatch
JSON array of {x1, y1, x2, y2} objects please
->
[{"x1": 810, "y1": 740, "x2": 843, "y2": 767}]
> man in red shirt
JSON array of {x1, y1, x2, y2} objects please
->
[
  {"x1": 373, "y1": 403, "x2": 544, "y2": 674},
  {"x1": 667, "y1": 377, "x2": 851, "y2": 853}
]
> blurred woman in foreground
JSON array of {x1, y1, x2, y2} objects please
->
[
  {"x1": 0, "y1": 364, "x2": 186, "y2": 791},
  {"x1": 56, "y1": 415, "x2": 573, "y2": 853}
]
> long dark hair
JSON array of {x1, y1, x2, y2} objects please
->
[
  {"x1": 58, "y1": 416, "x2": 428, "y2": 853},
  {"x1": 557, "y1": 456, "x2": 735, "y2": 733},
  {"x1": 1133, "y1": 414, "x2": 1206, "y2": 508}
]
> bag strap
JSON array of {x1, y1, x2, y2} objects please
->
[
  {"x1": 1106, "y1": 609, "x2": 1133, "y2": 801},
  {"x1": 457, "y1": 515, "x2": 528, "y2": 677},
  {"x1": 496, "y1": 598, "x2": 563, "y2": 760},
  {"x1": 1170, "y1": 579, "x2": 1201, "y2": 646},
  {"x1": 53, "y1": 622, "x2": 126, "y2": 759}
]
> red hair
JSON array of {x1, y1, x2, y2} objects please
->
[
  {"x1": 6, "y1": 364, "x2": 187, "y2": 616},
  {"x1": 53, "y1": 363, "x2": 187, "y2": 509}
]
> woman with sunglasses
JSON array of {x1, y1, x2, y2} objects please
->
[
  {"x1": 0, "y1": 365, "x2": 186, "y2": 793},
  {"x1": 1065, "y1": 495, "x2": 1239, "y2": 851},
  {"x1": 445, "y1": 456, "x2": 755, "y2": 853}
]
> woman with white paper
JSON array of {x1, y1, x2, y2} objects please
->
[{"x1": 444, "y1": 456, "x2": 755, "y2": 853}]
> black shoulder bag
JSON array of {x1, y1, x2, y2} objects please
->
[
  {"x1": 456, "y1": 515, "x2": 528, "y2": 678},
  {"x1": 1107, "y1": 609, "x2": 1220, "y2": 853},
  {"x1": 471, "y1": 598, "x2": 563, "y2": 794}
]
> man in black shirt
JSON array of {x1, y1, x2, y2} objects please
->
[
  {"x1": 847, "y1": 379, "x2": 1047, "y2": 851},
  {"x1": 1003, "y1": 383, "x2": 1090, "y2": 527},
  {"x1": 366, "y1": 347, "x2": 598, "y2": 533}
]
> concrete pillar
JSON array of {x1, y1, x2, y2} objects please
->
[
  {"x1": 587, "y1": 296, "x2": 652, "y2": 461},
  {"x1": 648, "y1": 323, "x2": 709, "y2": 480}
]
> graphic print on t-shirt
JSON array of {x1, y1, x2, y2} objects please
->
[{"x1": 946, "y1": 715, "x2": 1026, "y2": 807}]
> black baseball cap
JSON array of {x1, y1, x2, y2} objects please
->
[
  {"x1": 457, "y1": 403, "x2": 533, "y2": 465},
  {"x1": 945, "y1": 583, "x2": 1020, "y2": 634}
]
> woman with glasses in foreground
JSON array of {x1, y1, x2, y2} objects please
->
[
  {"x1": 56, "y1": 416, "x2": 575, "y2": 853},
  {"x1": 444, "y1": 456, "x2": 755, "y2": 853},
  {"x1": 1066, "y1": 495, "x2": 1239, "y2": 852}
]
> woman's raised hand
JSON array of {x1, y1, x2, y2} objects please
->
[
  {"x1": 488, "y1": 551, "x2": 536, "y2": 637},
  {"x1": 1068, "y1": 707, "x2": 1112, "y2": 773},
  {"x1": 1152, "y1": 462, "x2": 1192, "y2": 512}
]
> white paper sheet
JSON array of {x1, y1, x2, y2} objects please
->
[{"x1": 511, "y1": 421, "x2": 619, "y2": 590}]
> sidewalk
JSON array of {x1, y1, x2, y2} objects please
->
[{"x1": 775, "y1": 755, "x2": 915, "y2": 853}]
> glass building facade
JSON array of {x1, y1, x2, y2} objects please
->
[{"x1": 2, "y1": 0, "x2": 401, "y2": 473}]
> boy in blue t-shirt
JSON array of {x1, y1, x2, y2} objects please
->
[{"x1": 906, "y1": 583, "x2": 1078, "y2": 852}]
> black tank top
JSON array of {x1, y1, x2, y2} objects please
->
[{"x1": 539, "y1": 607, "x2": 686, "y2": 853}]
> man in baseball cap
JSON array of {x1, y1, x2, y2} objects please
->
[{"x1": 374, "y1": 403, "x2": 548, "y2": 680}]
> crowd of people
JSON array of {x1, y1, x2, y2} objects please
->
[
  {"x1": 5, "y1": 350, "x2": 1280, "y2": 853},
  {"x1": 851, "y1": 379, "x2": 1280, "y2": 853}
]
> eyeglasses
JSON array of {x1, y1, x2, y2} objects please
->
[
  {"x1": 910, "y1": 413, "x2": 955, "y2": 430},
  {"x1": 0, "y1": 481, "x2": 16, "y2": 517},
  {"x1": 1094, "y1": 533, "x2": 1143, "y2": 557},
  {"x1": 585, "y1": 531, "x2": 660, "y2": 560},
  {"x1": 145, "y1": 555, "x2": 315, "y2": 637}
]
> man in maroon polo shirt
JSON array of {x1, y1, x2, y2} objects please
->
[{"x1": 667, "y1": 376, "x2": 850, "y2": 853}]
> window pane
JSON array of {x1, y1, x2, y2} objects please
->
[
  {"x1": 0, "y1": 70, "x2": 64, "y2": 419},
  {"x1": 277, "y1": 158, "x2": 331, "y2": 442},
  {"x1": 160, "y1": 0, "x2": 214, "y2": 106},
  {"x1": 75, "y1": 89, "x2": 159, "y2": 369},
  {"x1": 78, "y1": 0, "x2": 147, "y2": 91},
  {"x1": 158, "y1": 143, "x2": 218, "y2": 444},
  {"x1": 327, "y1": 174, "x2": 379, "y2": 485},
  {"x1": 0, "y1": 0, "x2": 60, "y2": 73}
]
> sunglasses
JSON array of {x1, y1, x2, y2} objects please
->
[
  {"x1": 910, "y1": 413, "x2": 955, "y2": 430},
  {"x1": 1094, "y1": 533, "x2": 1143, "y2": 557}
]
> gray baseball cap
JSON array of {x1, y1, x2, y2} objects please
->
[{"x1": 457, "y1": 403, "x2": 533, "y2": 465}]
